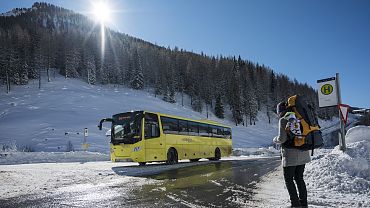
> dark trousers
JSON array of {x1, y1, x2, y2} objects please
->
[{"x1": 283, "y1": 164, "x2": 307, "y2": 207}]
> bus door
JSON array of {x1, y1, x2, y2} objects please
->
[{"x1": 144, "y1": 113, "x2": 164, "y2": 161}]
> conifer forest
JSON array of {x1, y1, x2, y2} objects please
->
[{"x1": 0, "y1": 3, "x2": 337, "y2": 125}]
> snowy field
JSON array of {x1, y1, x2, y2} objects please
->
[{"x1": 0, "y1": 75, "x2": 279, "y2": 154}]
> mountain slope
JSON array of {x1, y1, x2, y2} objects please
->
[
  {"x1": 0, "y1": 74, "x2": 279, "y2": 153},
  {"x1": 0, "y1": 2, "x2": 331, "y2": 127}
]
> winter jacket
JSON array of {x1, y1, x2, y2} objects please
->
[{"x1": 273, "y1": 118, "x2": 311, "y2": 167}]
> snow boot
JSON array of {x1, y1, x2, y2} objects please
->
[
  {"x1": 289, "y1": 201, "x2": 301, "y2": 208},
  {"x1": 300, "y1": 199, "x2": 308, "y2": 207}
]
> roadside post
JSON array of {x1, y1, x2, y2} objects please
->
[
  {"x1": 82, "y1": 128, "x2": 89, "y2": 151},
  {"x1": 317, "y1": 73, "x2": 346, "y2": 152}
]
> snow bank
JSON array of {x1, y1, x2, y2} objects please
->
[
  {"x1": 305, "y1": 140, "x2": 370, "y2": 195},
  {"x1": 346, "y1": 125, "x2": 370, "y2": 143},
  {"x1": 0, "y1": 151, "x2": 109, "y2": 165},
  {"x1": 233, "y1": 146, "x2": 280, "y2": 157},
  {"x1": 251, "y1": 143, "x2": 370, "y2": 208}
]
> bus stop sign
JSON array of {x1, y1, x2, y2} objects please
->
[{"x1": 317, "y1": 77, "x2": 338, "y2": 108}]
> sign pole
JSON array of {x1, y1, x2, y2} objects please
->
[{"x1": 336, "y1": 73, "x2": 346, "y2": 152}]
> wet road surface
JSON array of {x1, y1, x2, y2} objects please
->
[{"x1": 1, "y1": 157, "x2": 280, "y2": 208}]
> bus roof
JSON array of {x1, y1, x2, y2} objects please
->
[{"x1": 144, "y1": 111, "x2": 231, "y2": 128}]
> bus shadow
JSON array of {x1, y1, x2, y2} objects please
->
[{"x1": 111, "y1": 160, "x2": 225, "y2": 177}]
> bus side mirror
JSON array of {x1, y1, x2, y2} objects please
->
[{"x1": 98, "y1": 118, "x2": 113, "y2": 131}]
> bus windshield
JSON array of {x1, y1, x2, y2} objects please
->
[{"x1": 112, "y1": 111, "x2": 143, "y2": 144}]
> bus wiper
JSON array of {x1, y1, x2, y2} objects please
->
[{"x1": 98, "y1": 118, "x2": 113, "y2": 130}]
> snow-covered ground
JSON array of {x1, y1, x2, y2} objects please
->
[
  {"x1": 249, "y1": 126, "x2": 370, "y2": 207},
  {"x1": 0, "y1": 155, "x2": 266, "y2": 200},
  {"x1": 0, "y1": 75, "x2": 278, "y2": 153},
  {"x1": 1, "y1": 75, "x2": 368, "y2": 207},
  {"x1": 0, "y1": 160, "x2": 151, "y2": 199},
  {"x1": 0, "y1": 151, "x2": 109, "y2": 165}
]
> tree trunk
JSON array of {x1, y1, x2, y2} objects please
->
[
  {"x1": 206, "y1": 104, "x2": 209, "y2": 118},
  {"x1": 87, "y1": 69, "x2": 90, "y2": 85},
  {"x1": 6, "y1": 69, "x2": 10, "y2": 94},
  {"x1": 181, "y1": 91, "x2": 184, "y2": 107},
  {"x1": 38, "y1": 68, "x2": 41, "y2": 89},
  {"x1": 47, "y1": 68, "x2": 50, "y2": 82},
  {"x1": 47, "y1": 34, "x2": 51, "y2": 82}
]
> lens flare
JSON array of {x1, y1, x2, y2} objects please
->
[{"x1": 92, "y1": 1, "x2": 111, "y2": 23}]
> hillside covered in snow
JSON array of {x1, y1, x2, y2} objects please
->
[{"x1": 0, "y1": 75, "x2": 280, "y2": 153}]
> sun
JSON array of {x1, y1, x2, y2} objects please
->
[{"x1": 92, "y1": 1, "x2": 111, "y2": 23}]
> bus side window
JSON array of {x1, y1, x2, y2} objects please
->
[
  {"x1": 199, "y1": 123, "x2": 210, "y2": 137},
  {"x1": 161, "y1": 117, "x2": 179, "y2": 134},
  {"x1": 179, "y1": 120, "x2": 189, "y2": 135},
  {"x1": 145, "y1": 113, "x2": 160, "y2": 139},
  {"x1": 210, "y1": 125, "x2": 223, "y2": 138},
  {"x1": 223, "y1": 128, "x2": 231, "y2": 139},
  {"x1": 188, "y1": 121, "x2": 199, "y2": 136}
]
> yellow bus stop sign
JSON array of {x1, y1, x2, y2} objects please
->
[{"x1": 321, "y1": 84, "x2": 334, "y2": 95}]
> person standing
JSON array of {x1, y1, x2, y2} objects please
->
[{"x1": 273, "y1": 101, "x2": 311, "y2": 208}]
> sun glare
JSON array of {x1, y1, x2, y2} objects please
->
[{"x1": 92, "y1": 1, "x2": 111, "y2": 23}]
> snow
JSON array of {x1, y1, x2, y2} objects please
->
[
  {"x1": 0, "y1": 8, "x2": 29, "y2": 17},
  {"x1": 346, "y1": 125, "x2": 370, "y2": 143},
  {"x1": 233, "y1": 146, "x2": 280, "y2": 157},
  {"x1": 0, "y1": 75, "x2": 278, "y2": 154},
  {"x1": 0, "y1": 156, "x2": 259, "y2": 200},
  {"x1": 1, "y1": 75, "x2": 368, "y2": 207},
  {"x1": 0, "y1": 160, "x2": 156, "y2": 199},
  {"x1": 0, "y1": 151, "x2": 109, "y2": 165}
]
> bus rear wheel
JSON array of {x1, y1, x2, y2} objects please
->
[
  {"x1": 210, "y1": 148, "x2": 221, "y2": 161},
  {"x1": 166, "y1": 148, "x2": 178, "y2": 165}
]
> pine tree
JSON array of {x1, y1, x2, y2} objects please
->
[
  {"x1": 85, "y1": 53, "x2": 96, "y2": 85},
  {"x1": 248, "y1": 89, "x2": 258, "y2": 125},
  {"x1": 65, "y1": 47, "x2": 79, "y2": 78},
  {"x1": 130, "y1": 50, "x2": 144, "y2": 89},
  {"x1": 215, "y1": 94, "x2": 225, "y2": 119},
  {"x1": 20, "y1": 62, "x2": 29, "y2": 85},
  {"x1": 166, "y1": 67, "x2": 176, "y2": 103},
  {"x1": 230, "y1": 60, "x2": 243, "y2": 125},
  {"x1": 154, "y1": 74, "x2": 162, "y2": 97},
  {"x1": 192, "y1": 94, "x2": 202, "y2": 113}
]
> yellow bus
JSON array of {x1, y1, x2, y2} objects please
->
[{"x1": 98, "y1": 111, "x2": 232, "y2": 165}]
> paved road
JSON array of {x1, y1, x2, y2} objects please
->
[{"x1": 1, "y1": 158, "x2": 280, "y2": 208}]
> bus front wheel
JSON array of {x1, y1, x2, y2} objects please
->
[{"x1": 166, "y1": 148, "x2": 178, "y2": 165}]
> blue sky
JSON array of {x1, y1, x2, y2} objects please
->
[{"x1": 1, "y1": 0, "x2": 369, "y2": 108}]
